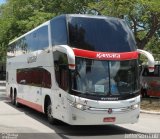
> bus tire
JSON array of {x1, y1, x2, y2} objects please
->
[
  {"x1": 10, "y1": 88, "x2": 15, "y2": 105},
  {"x1": 14, "y1": 90, "x2": 21, "y2": 107},
  {"x1": 47, "y1": 103, "x2": 57, "y2": 124}
]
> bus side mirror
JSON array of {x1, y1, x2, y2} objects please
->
[
  {"x1": 54, "y1": 45, "x2": 75, "y2": 70},
  {"x1": 137, "y1": 49, "x2": 155, "y2": 72}
]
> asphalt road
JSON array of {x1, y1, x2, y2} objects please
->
[{"x1": 0, "y1": 84, "x2": 160, "y2": 139}]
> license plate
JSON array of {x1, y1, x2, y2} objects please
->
[{"x1": 103, "y1": 117, "x2": 116, "y2": 122}]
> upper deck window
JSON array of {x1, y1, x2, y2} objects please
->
[
  {"x1": 68, "y1": 17, "x2": 136, "y2": 52},
  {"x1": 7, "y1": 25, "x2": 49, "y2": 57},
  {"x1": 50, "y1": 17, "x2": 68, "y2": 45}
]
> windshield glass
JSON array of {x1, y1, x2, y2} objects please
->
[
  {"x1": 68, "y1": 17, "x2": 136, "y2": 52},
  {"x1": 72, "y1": 58, "x2": 139, "y2": 96}
]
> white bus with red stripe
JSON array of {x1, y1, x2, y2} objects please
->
[{"x1": 6, "y1": 14, "x2": 154, "y2": 125}]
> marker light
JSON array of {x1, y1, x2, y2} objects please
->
[
  {"x1": 69, "y1": 101, "x2": 89, "y2": 110},
  {"x1": 131, "y1": 103, "x2": 139, "y2": 110}
]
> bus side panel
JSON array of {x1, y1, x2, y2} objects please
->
[{"x1": 6, "y1": 61, "x2": 17, "y2": 98}]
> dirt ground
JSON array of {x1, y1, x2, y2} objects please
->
[{"x1": 141, "y1": 97, "x2": 160, "y2": 112}]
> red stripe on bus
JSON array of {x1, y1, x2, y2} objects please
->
[
  {"x1": 69, "y1": 64, "x2": 75, "y2": 67},
  {"x1": 17, "y1": 98, "x2": 43, "y2": 113},
  {"x1": 72, "y1": 48, "x2": 139, "y2": 60},
  {"x1": 148, "y1": 67, "x2": 155, "y2": 69}
]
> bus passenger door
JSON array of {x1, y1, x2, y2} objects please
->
[
  {"x1": 54, "y1": 66, "x2": 69, "y2": 120},
  {"x1": 53, "y1": 52, "x2": 69, "y2": 119}
]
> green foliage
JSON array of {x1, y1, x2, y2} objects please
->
[
  {"x1": 0, "y1": 0, "x2": 55, "y2": 61},
  {"x1": 145, "y1": 37, "x2": 160, "y2": 61}
]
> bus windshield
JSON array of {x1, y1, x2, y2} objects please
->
[
  {"x1": 72, "y1": 58, "x2": 139, "y2": 97},
  {"x1": 68, "y1": 16, "x2": 136, "y2": 52}
]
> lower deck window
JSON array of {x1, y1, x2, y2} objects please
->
[{"x1": 17, "y1": 68, "x2": 51, "y2": 88}]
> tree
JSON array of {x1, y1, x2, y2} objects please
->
[
  {"x1": 0, "y1": 0, "x2": 55, "y2": 61},
  {"x1": 0, "y1": 0, "x2": 94, "y2": 61},
  {"x1": 89, "y1": 0, "x2": 160, "y2": 50},
  {"x1": 0, "y1": 0, "x2": 93, "y2": 41}
]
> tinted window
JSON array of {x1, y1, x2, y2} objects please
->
[
  {"x1": 26, "y1": 26, "x2": 49, "y2": 51},
  {"x1": 17, "y1": 68, "x2": 51, "y2": 88},
  {"x1": 53, "y1": 51, "x2": 69, "y2": 91},
  {"x1": 68, "y1": 17, "x2": 136, "y2": 52},
  {"x1": 51, "y1": 17, "x2": 68, "y2": 45},
  {"x1": 7, "y1": 43, "x2": 16, "y2": 57},
  {"x1": 37, "y1": 26, "x2": 49, "y2": 50},
  {"x1": 8, "y1": 26, "x2": 49, "y2": 57},
  {"x1": 111, "y1": 60, "x2": 139, "y2": 94}
]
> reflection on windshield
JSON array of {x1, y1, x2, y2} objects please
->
[
  {"x1": 110, "y1": 61, "x2": 120, "y2": 95},
  {"x1": 72, "y1": 59, "x2": 109, "y2": 95},
  {"x1": 69, "y1": 17, "x2": 136, "y2": 52},
  {"x1": 72, "y1": 58, "x2": 139, "y2": 96}
]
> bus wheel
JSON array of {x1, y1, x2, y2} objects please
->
[
  {"x1": 10, "y1": 88, "x2": 14, "y2": 105},
  {"x1": 14, "y1": 91, "x2": 21, "y2": 107},
  {"x1": 11, "y1": 90, "x2": 15, "y2": 105},
  {"x1": 47, "y1": 104, "x2": 57, "y2": 124}
]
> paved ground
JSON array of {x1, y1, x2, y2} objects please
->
[{"x1": 119, "y1": 113, "x2": 160, "y2": 133}]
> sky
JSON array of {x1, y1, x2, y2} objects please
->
[{"x1": 0, "y1": 0, "x2": 6, "y2": 5}]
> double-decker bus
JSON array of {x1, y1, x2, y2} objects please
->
[
  {"x1": 141, "y1": 61, "x2": 160, "y2": 97},
  {"x1": 6, "y1": 14, "x2": 154, "y2": 125}
]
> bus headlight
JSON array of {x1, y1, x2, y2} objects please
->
[
  {"x1": 69, "y1": 101, "x2": 89, "y2": 110},
  {"x1": 74, "y1": 103, "x2": 90, "y2": 110},
  {"x1": 131, "y1": 103, "x2": 139, "y2": 110},
  {"x1": 75, "y1": 104, "x2": 84, "y2": 110}
]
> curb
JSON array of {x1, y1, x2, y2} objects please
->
[
  {"x1": 0, "y1": 81, "x2": 6, "y2": 86},
  {"x1": 140, "y1": 110, "x2": 160, "y2": 115},
  {"x1": 0, "y1": 81, "x2": 6, "y2": 83}
]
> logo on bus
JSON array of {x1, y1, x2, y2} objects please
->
[
  {"x1": 108, "y1": 108, "x2": 112, "y2": 114},
  {"x1": 96, "y1": 53, "x2": 120, "y2": 59},
  {"x1": 101, "y1": 97, "x2": 118, "y2": 101},
  {"x1": 27, "y1": 56, "x2": 37, "y2": 63}
]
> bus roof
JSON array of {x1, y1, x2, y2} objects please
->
[{"x1": 66, "y1": 14, "x2": 124, "y2": 20}]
